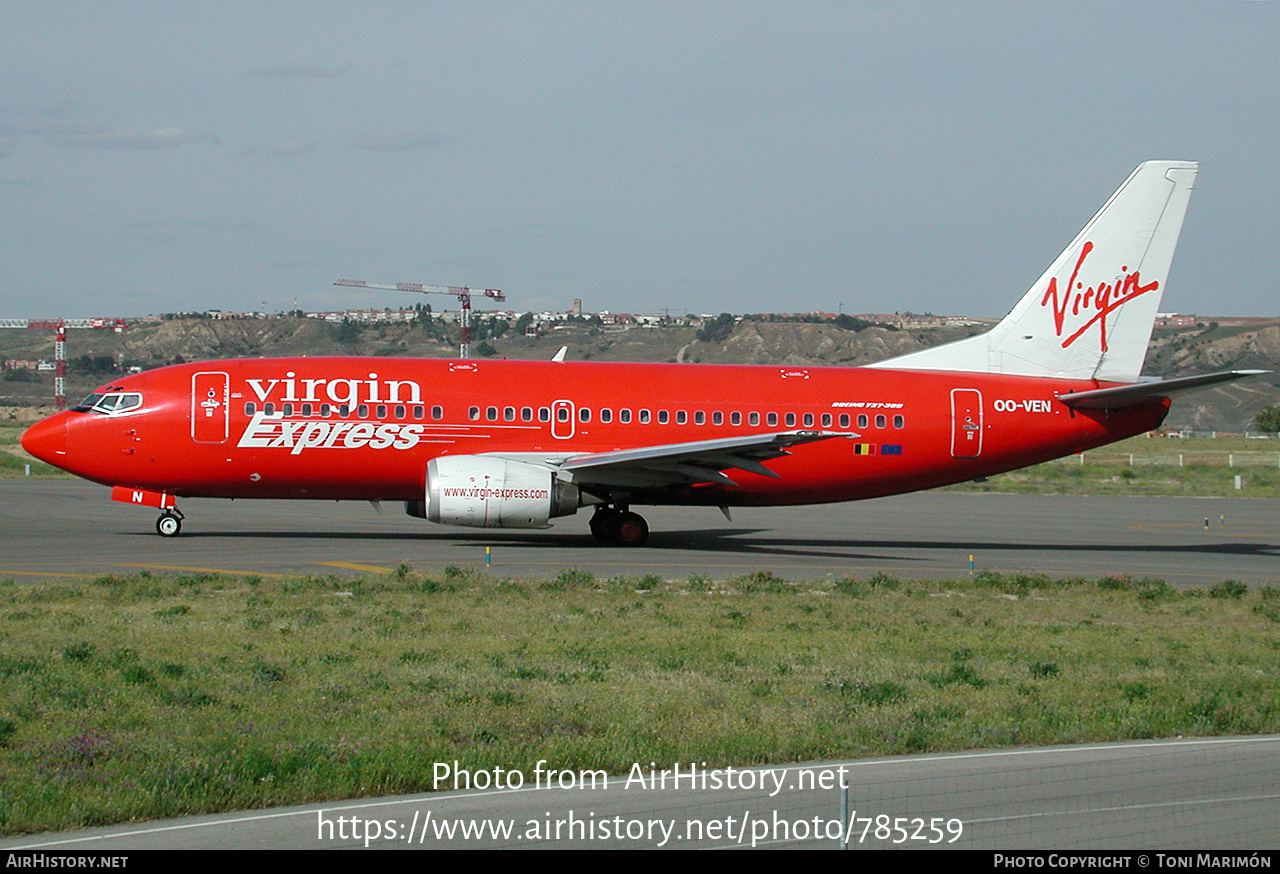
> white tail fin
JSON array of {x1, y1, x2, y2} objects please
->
[{"x1": 872, "y1": 161, "x2": 1198, "y2": 382}]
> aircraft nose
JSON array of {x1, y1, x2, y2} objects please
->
[{"x1": 21, "y1": 415, "x2": 68, "y2": 466}]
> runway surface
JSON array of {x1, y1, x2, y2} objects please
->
[
  {"x1": 2, "y1": 480, "x2": 1279, "y2": 586},
  {"x1": 5, "y1": 736, "x2": 1278, "y2": 849}
]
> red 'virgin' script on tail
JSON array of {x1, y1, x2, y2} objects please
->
[{"x1": 1039, "y1": 241, "x2": 1160, "y2": 351}]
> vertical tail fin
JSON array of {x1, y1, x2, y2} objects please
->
[{"x1": 872, "y1": 161, "x2": 1198, "y2": 382}]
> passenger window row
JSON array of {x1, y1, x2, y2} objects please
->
[
  {"x1": 242, "y1": 402, "x2": 906, "y2": 431},
  {"x1": 245, "y1": 402, "x2": 442, "y2": 420}
]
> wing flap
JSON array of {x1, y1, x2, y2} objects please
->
[{"x1": 559, "y1": 430, "x2": 852, "y2": 489}]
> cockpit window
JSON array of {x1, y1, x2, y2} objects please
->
[{"x1": 72, "y1": 392, "x2": 143, "y2": 415}]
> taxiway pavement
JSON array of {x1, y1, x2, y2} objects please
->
[{"x1": 2, "y1": 480, "x2": 1277, "y2": 586}]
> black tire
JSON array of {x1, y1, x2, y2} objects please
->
[
  {"x1": 156, "y1": 513, "x2": 182, "y2": 537},
  {"x1": 613, "y1": 512, "x2": 648, "y2": 546},
  {"x1": 589, "y1": 508, "x2": 619, "y2": 543}
]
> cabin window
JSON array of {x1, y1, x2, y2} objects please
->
[
  {"x1": 821, "y1": 413, "x2": 832, "y2": 427},
  {"x1": 486, "y1": 406, "x2": 498, "y2": 421},
  {"x1": 695, "y1": 411, "x2": 705, "y2": 425},
  {"x1": 395, "y1": 405, "x2": 406, "y2": 419},
  {"x1": 539, "y1": 407, "x2": 550, "y2": 422},
  {"x1": 263, "y1": 402, "x2": 276, "y2": 415},
  {"x1": 579, "y1": 407, "x2": 591, "y2": 423},
  {"x1": 504, "y1": 406, "x2": 516, "y2": 421},
  {"x1": 731, "y1": 412, "x2": 741, "y2": 426},
  {"x1": 521, "y1": 406, "x2": 533, "y2": 422},
  {"x1": 857, "y1": 414, "x2": 868, "y2": 428},
  {"x1": 803, "y1": 412, "x2": 814, "y2": 427},
  {"x1": 338, "y1": 404, "x2": 350, "y2": 417},
  {"x1": 894, "y1": 415, "x2": 904, "y2": 429},
  {"x1": 639, "y1": 409, "x2": 650, "y2": 424},
  {"x1": 557, "y1": 407, "x2": 570, "y2": 422},
  {"x1": 658, "y1": 410, "x2": 669, "y2": 424},
  {"x1": 600, "y1": 408, "x2": 612, "y2": 423},
  {"x1": 875, "y1": 414, "x2": 886, "y2": 428},
  {"x1": 469, "y1": 406, "x2": 480, "y2": 421},
  {"x1": 244, "y1": 402, "x2": 256, "y2": 415},
  {"x1": 676, "y1": 411, "x2": 687, "y2": 425},
  {"x1": 357, "y1": 404, "x2": 369, "y2": 418},
  {"x1": 619, "y1": 409, "x2": 632, "y2": 424},
  {"x1": 785, "y1": 413, "x2": 796, "y2": 427},
  {"x1": 749, "y1": 412, "x2": 760, "y2": 426},
  {"x1": 377, "y1": 404, "x2": 388, "y2": 419},
  {"x1": 301, "y1": 403, "x2": 313, "y2": 416},
  {"x1": 320, "y1": 403, "x2": 332, "y2": 417},
  {"x1": 839, "y1": 413, "x2": 850, "y2": 428},
  {"x1": 712, "y1": 411, "x2": 723, "y2": 425},
  {"x1": 767, "y1": 412, "x2": 778, "y2": 426}
]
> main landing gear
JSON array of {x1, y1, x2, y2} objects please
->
[
  {"x1": 589, "y1": 506, "x2": 649, "y2": 546},
  {"x1": 155, "y1": 508, "x2": 184, "y2": 537}
]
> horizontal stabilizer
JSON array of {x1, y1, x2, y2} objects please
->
[{"x1": 1058, "y1": 370, "x2": 1269, "y2": 410}]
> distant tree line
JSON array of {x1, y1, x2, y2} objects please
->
[
  {"x1": 743, "y1": 313, "x2": 895, "y2": 332},
  {"x1": 71, "y1": 355, "x2": 118, "y2": 375},
  {"x1": 1254, "y1": 406, "x2": 1280, "y2": 432}
]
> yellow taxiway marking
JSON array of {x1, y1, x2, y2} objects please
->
[
  {"x1": 114, "y1": 563, "x2": 287, "y2": 578},
  {"x1": 315, "y1": 561, "x2": 396, "y2": 573},
  {"x1": 0, "y1": 569, "x2": 97, "y2": 578}
]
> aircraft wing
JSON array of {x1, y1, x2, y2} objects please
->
[
  {"x1": 1058, "y1": 370, "x2": 1269, "y2": 410},
  {"x1": 556, "y1": 430, "x2": 853, "y2": 488}
]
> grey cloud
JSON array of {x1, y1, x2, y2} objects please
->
[
  {"x1": 47, "y1": 127, "x2": 220, "y2": 150},
  {"x1": 0, "y1": 120, "x2": 111, "y2": 137},
  {"x1": 245, "y1": 63, "x2": 352, "y2": 79},
  {"x1": 348, "y1": 130, "x2": 452, "y2": 152},
  {"x1": 122, "y1": 217, "x2": 256, "y2": 231},
  {"x1": 269, "y1": 138, "x2": 317, "y2": 156}
]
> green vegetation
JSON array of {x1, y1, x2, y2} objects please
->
[
  {"x1": 695, "y1": 313, "x2": 736, "y2": 344},
  {"x1": 1254, "y1": 405, "x2": 1280, "y2": 433},
  {"x1": 1, "y1": 568, "x2": 1277, "y2": 836},
  {"x1": 944, "y1": 434, "x2": 1280, "y2": 498},
  {"x1": 0, "y1": 420, "x2": 65, "y2": 478}
]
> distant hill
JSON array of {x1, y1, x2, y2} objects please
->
[{"x1": 3, "y1": 315, "x2": 1278, "y2": 431}]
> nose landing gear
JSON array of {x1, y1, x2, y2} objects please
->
[
  {"x1": 589, "y1": 506, "x2": 649, "y2": 546},
  {"x1": 156, "y1": 508, "x2": 185, "y2": 537}
]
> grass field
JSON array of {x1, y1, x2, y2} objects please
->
[
  {"x1": 1, "y1": 567, "x2": 1277, "y2": 836},
  {"x1": 943, "y1": 435, "x2": 1280, "y2": 498}
]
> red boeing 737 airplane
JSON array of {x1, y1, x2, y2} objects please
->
[{"x1": 21, "y1": 161, "x2": 1263, "y2": 545}]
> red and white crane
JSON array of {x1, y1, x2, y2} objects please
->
[
  {"x1": 333, "y1": 279, "x2": 505, "y2": 359},
  {"x1": 0, "y1": 318, "x2": 127, "y2": 408}
]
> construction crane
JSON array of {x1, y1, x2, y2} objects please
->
[
  {"x1": 0, "y1": 318, "x2": 127, "y2": 408},
  {"x1": 333, "y1": 279, "x2": 505, "y2": 359}
]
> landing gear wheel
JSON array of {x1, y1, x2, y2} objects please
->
[
  {"x1": 156, "y1": 511, "x2": 182, "y2": 537},
  {"x1": 589, "y1": 508, "x2": 620, "y2": 543},
  {"x1": 613, "y1": 512, "x2": 649, "y2": 547}
]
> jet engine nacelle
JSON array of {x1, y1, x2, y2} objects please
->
[{"x1": 418, "y1": 455, "x2": 581, "y2": 529}]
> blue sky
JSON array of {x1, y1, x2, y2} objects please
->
[{"x1": 2, "y1": 1, "x2": 1277, "y2": 319}]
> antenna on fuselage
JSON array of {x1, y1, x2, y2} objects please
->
[{"x1": 333, "y1": 279, "x2": 506, "y2": 359}]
